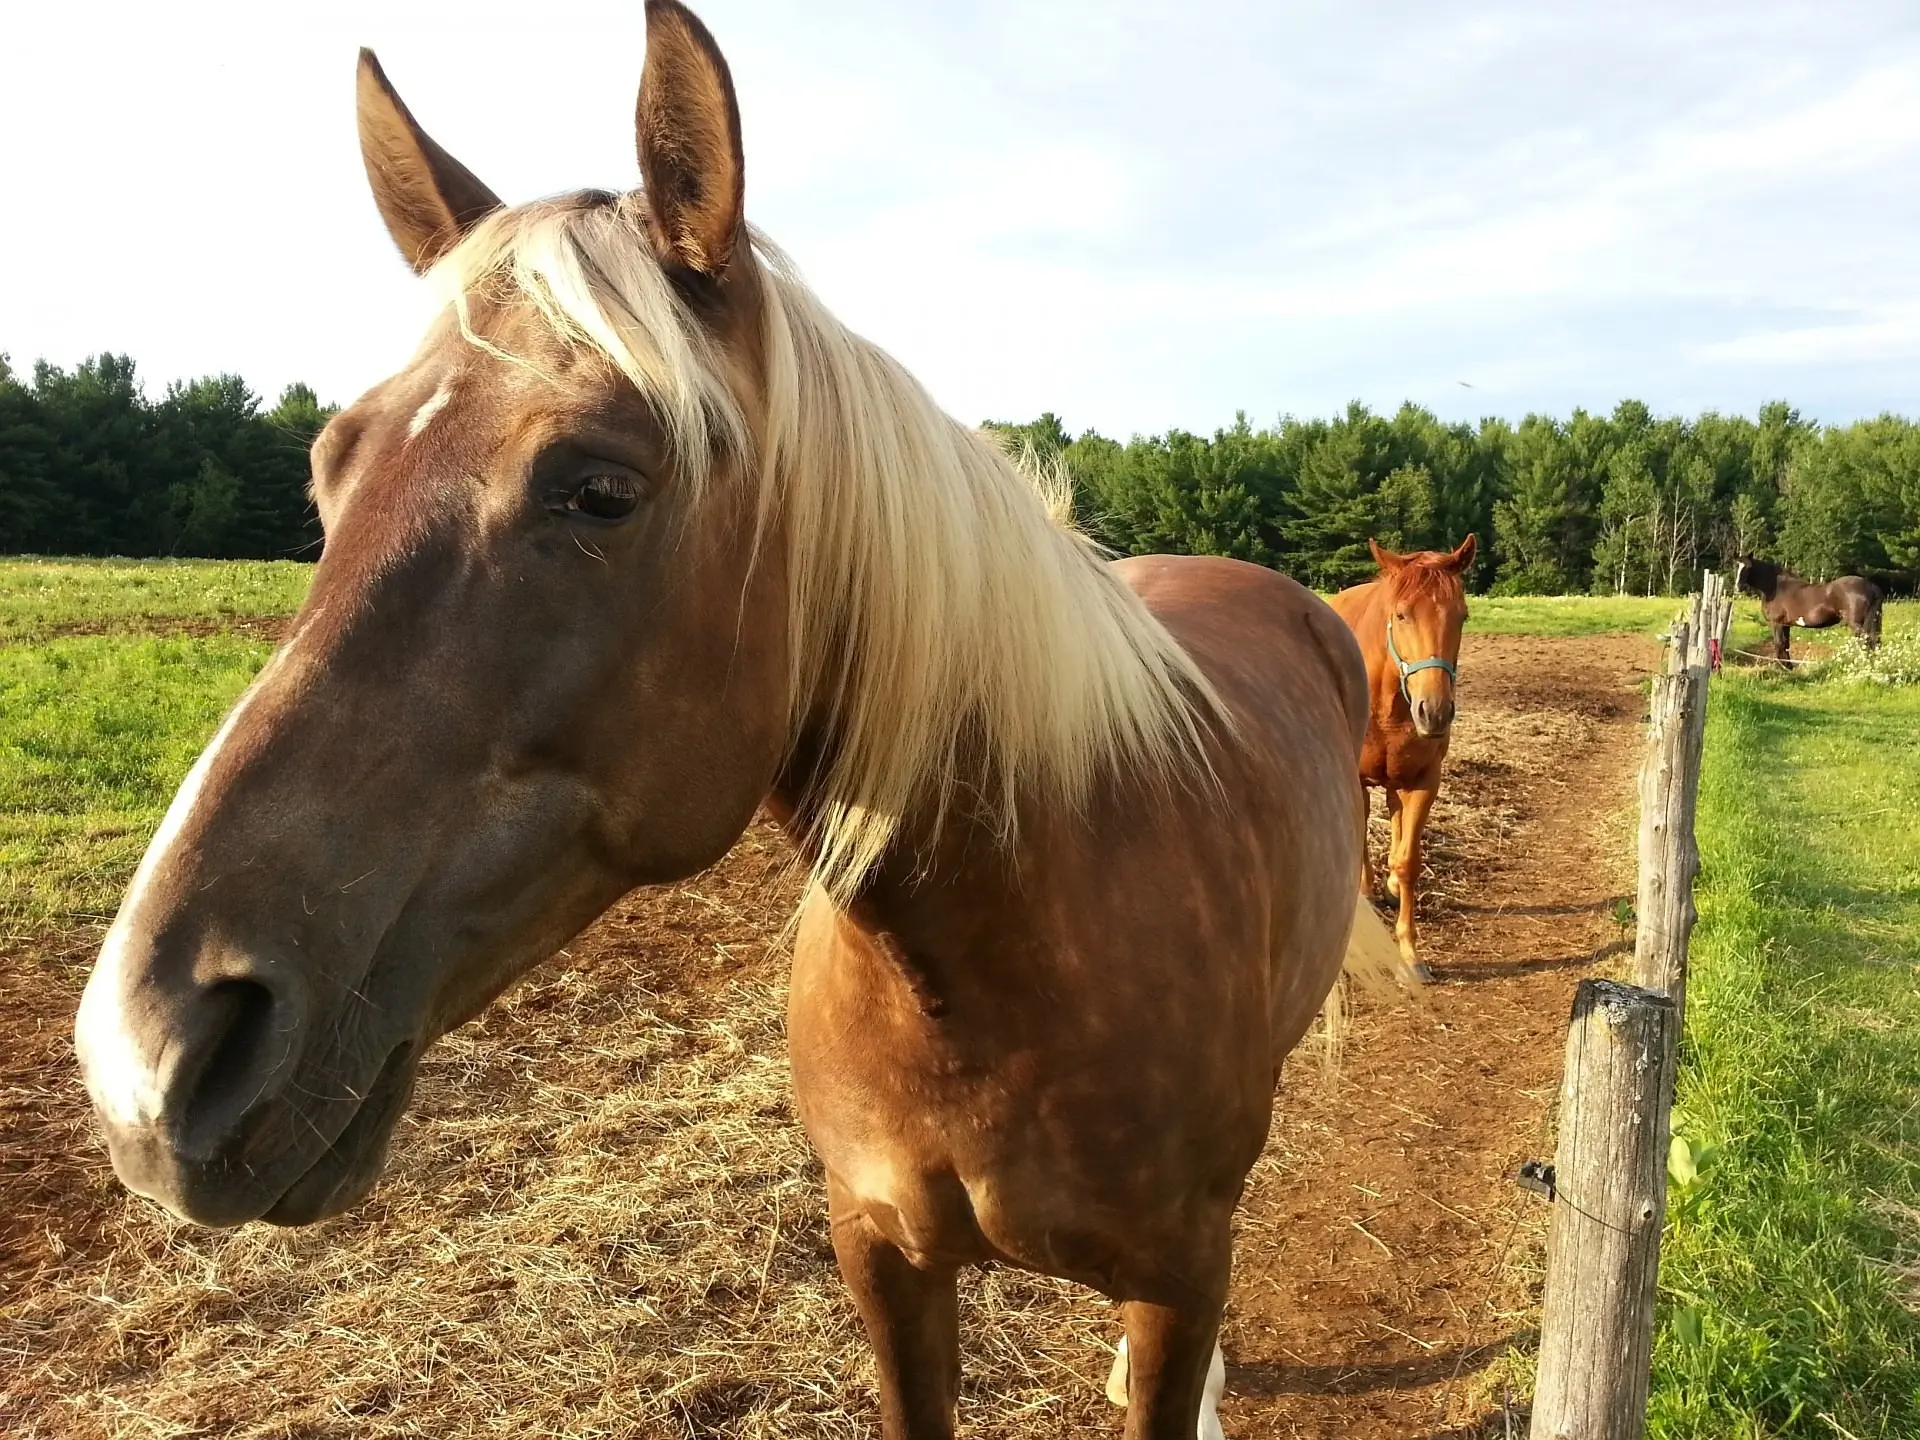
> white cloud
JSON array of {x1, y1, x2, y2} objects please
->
[{"x1": 1701, "y1": 305, "x2": 1920, "y2": 365}]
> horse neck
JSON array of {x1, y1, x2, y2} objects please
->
[
  {"x1": 768, "y1": 724, "x2": 1052, "y2": 968},
  {"x1": 1345, "y1": 579, "x2": 1390, "y2": 636}
]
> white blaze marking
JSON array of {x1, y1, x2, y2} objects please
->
[
  {"x1": 75, "y1": 647, "x2": 291, "y2": 1128},
  {"x1": 406, "y1": 381, "x2": 455, "y2": 440}
]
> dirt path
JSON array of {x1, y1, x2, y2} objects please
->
[
  {"x1": 0, "y1": 631, "x2": 1654, "y2": 1440},
  {"x1": 1221, "y1": 631, "x2": 1655, "y2": 1438}
]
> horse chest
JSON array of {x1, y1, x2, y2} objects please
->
[
  {"x1": 787, "y1": 930, "x2": 1271, "y2": 1278},
  {"x1": 1361, "y1": 722, "x2": 1446, "y2": 789}
]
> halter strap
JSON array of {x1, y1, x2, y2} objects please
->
[{"x1": 1385, "y1": 615, "x2": 1457, "y2": 708}]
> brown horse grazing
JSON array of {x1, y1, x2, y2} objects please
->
[
  {"x1": 1327, "y1": 536, "x2": 1475, "y2": 981},
  {"x1": 1735, "y1": 555, "x2": 1883, "y2": 661},
  {"x1": 72, "y1": 5, "x2": 1407, "y2": 1437}
]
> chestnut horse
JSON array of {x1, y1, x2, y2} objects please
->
[
  {"x1": 1735, "y1": 555, "x2": 1883, "y2": 661},
  {"x1": 1328, "y1": 537, "x2": 1475, "y2": 981},
  {"x1": 73, "y1": 5, "x2": 1405, "y2": 1437}
]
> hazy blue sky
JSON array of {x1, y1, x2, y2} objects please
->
[{"x1": 3, "y1": 1, "x2": 1917, "y2": 435}]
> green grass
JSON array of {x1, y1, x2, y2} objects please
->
[
  {"x1": 0, "y1": 634, "x2": 272, "y2": 935},
  {"x1": 1650, "y1": 676, "x2": 1920, "y2": 1439},
  {"x1": 0, "y1": 557, "x2": 311, "y2": 644},
  {"x1": 1466, "y1": 593, "x2": 1682, "y2": 636},
  {"x1": 1465, "y1": 593, "x2": 1918, "y2": 654}
]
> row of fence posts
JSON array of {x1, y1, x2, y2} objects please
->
[{"x1": 1529, "y1": 570, "x2": 1733, "y2": 1440}]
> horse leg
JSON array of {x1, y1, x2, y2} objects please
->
[
  {"x1": 1107, "y1": 1329, "x2": 1226, "y2": 1440},
  {"x1": 828, "y1": 1178, "x2": 961, "y2": 1440},
  {"x1": 1113, "y1": 1249, "x2": 1231, "y2": 1440},
  {"x1": 1773, "y1": 622, "x2": 1792, "y2": 664},
  {"x1": 1391, "y1": 786, "x2": 1437, "y2": 982},
  {"x1": 1359, "y1": 781, "x2": 1381, "y2": 898},
  {"x1": 1383, "y1": 788, "x2": 1404, "y2": 900}
]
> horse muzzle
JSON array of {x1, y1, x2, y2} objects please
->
[
  {"x1": 1410, "y1": 695, "x2": 1456, "y2": 738},
  {"x1": 77, "y1": 928, "x2": 419, "y2": 1227}
]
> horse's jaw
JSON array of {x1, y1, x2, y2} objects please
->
[{"x1": 257, "y1": 1042, "x2": 420, "y2": 1226}]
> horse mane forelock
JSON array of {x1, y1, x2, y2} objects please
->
[
  {"x1": 1383, "y1": 555, "x2": 1466, "y2": 609},
  {"x1": 430, "y1": 191, "x2": 1226, "y2": 898}
]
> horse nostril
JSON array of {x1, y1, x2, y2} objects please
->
[{"x1": 175, "y1": 978, "x2": 288, "y2": 1156}]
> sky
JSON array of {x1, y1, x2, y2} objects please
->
[{"x1": 3, "y1": 0, "x2": 1919, "y2": 437}]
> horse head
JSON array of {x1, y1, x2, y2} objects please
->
[
  {"x1": 1369, "y1": 535, "x2": 1474, "y2": 739},
  {"x1": 75, "y1": 0, "x2": 795, "y2": 1228},
  {"x1": 1734, "y1": 555, "x2": 1780, "y2": 597}
]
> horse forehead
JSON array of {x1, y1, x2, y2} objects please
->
[
  {"x1": 350, "y1": 321, "x2": 610, "y2": 474},
  {"x1": 1388, "y1": 569, "x2": 1466, "y2": 617}
]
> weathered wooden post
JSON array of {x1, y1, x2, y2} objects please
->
[
  {"x1": 1530, "y1": 572, "x2": 1730, "y2": 1436},
  {"x1": 1635, "y1": 639, "x2": 1703, "y2": 1013},
  {"x1": 1529, "y1": 980, "x2": 1680, "y2": 1440},
  {"x1": 1633, "y1": 574, "x2": 1721, "y2": 1020}
]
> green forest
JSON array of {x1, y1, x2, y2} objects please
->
[
  {"x1": 990, "y1": 402, "x2": 1920, "y2": 595},
  {"x1": 4, "y1": 351, "x2": 1916, "y2": 595},
  {"x1": 0, "y1": 354, "x2": 328, "y2": 561}
]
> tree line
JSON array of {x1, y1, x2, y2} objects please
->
[
  {"x1": 4, "y1": 351, "x2": 1916, "y2": 594},
  {"x1": 990, "y1": 400, "x2": 1920, "y2": 595},
  {"x1": 0, "y1": 354, "x2": 329, "y2": 560}
]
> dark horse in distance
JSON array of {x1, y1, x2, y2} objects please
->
[{"x1": 1735, "y1": 556, "x2": 1883, "y2": 662}]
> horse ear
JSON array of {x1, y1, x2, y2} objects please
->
[
  {"x1": 636, "y1": 0, "x2": 745, "y2": 277},
  {"x1": 356, "y1": 50, "x2": 502, "y2": 274},
  {"x1": 1444, "y1": 533, "x2": 1478, "y2": 573},
  {"x1": 1369, "y1": 538, "x2": 1404, "y2": 571}
]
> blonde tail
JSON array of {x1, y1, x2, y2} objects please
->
[{"x1": 1320, "y1": 894, "x2": 1426, "y2": 1069}]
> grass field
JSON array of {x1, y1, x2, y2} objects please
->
[
  {"x1": 0, "y1": 634, "x2": 271, "y2": 936},
  {"x1": 1467, "y1": 592, "x2": 1683, "y2": 636},
  {"x1": 1650, "y1": 675, "x2": 1920, "y2": 1439},
  {"x1": 0, "y1": 558, "x2": 308, "y2": 643},
  {"x1": 0, "y1": 560, "x2": 301, "y2": 937}
]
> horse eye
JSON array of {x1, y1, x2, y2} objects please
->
[{"x1": 556, "y1": 473, "x2": 641, "y2": 522}]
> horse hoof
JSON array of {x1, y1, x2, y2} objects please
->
[{"x1": 1411, "y1": 962, "x2": 1435, "y2": 983}]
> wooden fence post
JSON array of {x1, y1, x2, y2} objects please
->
[
  {"x1": 1529, "y1": 980, "x2": 1679, "y2": 1440},
  {"x1": 1530, "y1": 571, "x2": 1730, "y2": 1437},
  {"x1": 1633, "y1": 577, "x2": 1719, "y2": 1019}
]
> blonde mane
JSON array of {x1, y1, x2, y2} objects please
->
[{"x1": 433, "y1": 192, "x2": 1226, "y2": 896}]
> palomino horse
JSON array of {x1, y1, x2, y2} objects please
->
[
  {"x1": 73, "y1": 5, "x2": 1405, "y2": 1437},
  {"x1": 1735, "y1": 555, "x2": 1883, "y2": 662},
  {"x1": 1328, "y1": 537, "x2": 1475, "y2": 981}
]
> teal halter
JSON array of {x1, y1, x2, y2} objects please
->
[{"x1": 1385, "y1": 615, "x2": 1457, "y2": 708}]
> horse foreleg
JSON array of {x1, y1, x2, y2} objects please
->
[
  {"x1": 1391, "y1": 786, "x2": 1437, "y2": 982},
  {"x1": 829, "y1": 1178, "x2": 960, "y2": 1440},
  {"x1": 1358, "y1": 782, "x2": 1381, "y2": 898},
  {"x1": 1773, "y1": 623, "x2": 1793, "y2": 664},
  {"x1": 1383, "y1": 789, "x2": 1404, "y2": 900},
  {"x1": 1107, "y1": 1332, "x2": 1226, "y2": 1440},
  {"x1": 1115, "y1": 1278, "x2": 1229, "y2": 1440}
]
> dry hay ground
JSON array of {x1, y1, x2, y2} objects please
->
[{"x1": 0, "y1": 632, "x2": 1655, "y2": 1439}]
